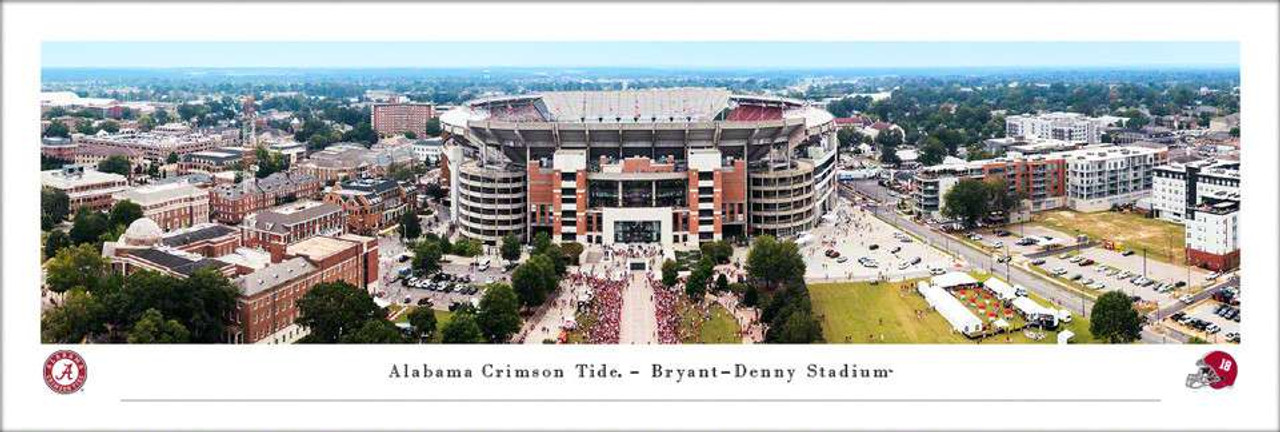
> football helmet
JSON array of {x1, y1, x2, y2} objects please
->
[{"x1": 1186, "y1": 351, "x2": 1237, "y2": 389}]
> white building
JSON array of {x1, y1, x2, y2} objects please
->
[
  {"x1": 112, "y1": 182, "x2": 210, "y2": 232},
  {"x1": 1055, "y1": 146, "x2": 1167, "y2": 212},
  {"x1": 411, "y1": 137, "x2": 444, "y2": 163},
  {"x1": 1151, "y1": 160, "x2": 1240, "y2": 223},
  {"x1": 1005, "y1": 112, "x2": 1114, "y2": 145},
  {"x1": 1185, "y1": 195, "x2": 1240, "y2": 271}
]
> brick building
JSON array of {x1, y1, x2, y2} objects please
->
[
  {"x1": 324, "y1": 178, "x2": 411, "y2": 235},
  {"x1": 209, "y1": 171, "x2": 322, "y2": 224},
  {"x1": 241, "y1": 200, "x2": 346, "y2": 262},
  {"x1": 371, "y1": 103, "x2": 435, "y2": 137},
  {"x1": 41, "y1": 165, "x2": 130, "y2": 212},
  {"x1": 113, "y1": 182, "x2": 210, "y2": 232}
]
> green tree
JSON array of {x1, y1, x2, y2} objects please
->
[
  {"x1": 879, "y1": 145, "x2": 902, "y2": 165},
  {"x1": 42, "y1": 187, "x2": 71, "y2": 231},
  {"x1": 68, "y1": 207, "x2": 110, "y2": 245},
  {"x1": 43, "y1": 120, "x2": 71, "y2": 138},
  {"x1": 743, "y1": 284, "x2": 761, "y2": 307},
  {"x1": 699, "y1": 240, "x2": 734, "y2": 264},
  {"x1": 294, "y1": 281, "x2": 384, "y2": 343},
  {"x1": 100, "y1": 120, "x2": 120, "y2": 133},
  {"x1": 44, "y1": 230, "x2": 71, "y2": 261},
  {"x1": 1090, "y1": 291, "x2": 1142, "y2": 343},
  {"x1": 153, "y1": 109, "x2": 171, "y2": 125},
  {"x1": 512, "y1": 254, "x2": 556, "y2": 308},
  {"x1": 500, "y1": 234, "x2": 522, "y2": 262},
  {"x1": 340, "y1": 319, "x2": 408, "y2": 344},
  {"x1": 412, "y1": 240, "x2": 443, "y2": 276},
  {"x1": 425, "y1": 117, "x2": 442, "y2": 137},
  {"x1": 41, "y1": 289, "x2": 105, "y2": 343},
  {"x1": 476, "y1": 283, "x2": 522, "y2": 343},
  {"x1": 745, "y1": 235, "x2": 806, "y2": 291},
  {"x1": 45, "y1": 243, "x2": 110, "y2": 293},
  {"x1": 715, "y1": 273, "x2": 730, "y2": 294},
  {"x1": 343, "y1": 122, "x2": 379, "y2": 146},
  {"x1": 1229, "y1": 126, "x2": 1239, "y2": 137},
  {"x1": 451, "y1": 238, "x2": 483, "y2": 257},
  {"x1": 108, "y1": 200, "x2": 144, "y2": 229},
  {"x1": 560, "y1": 242, "x2": 584, "y2": 266},
  {"x1": 137, "y1": 114, "x2": 156, "y2": 131},
  {"x1": 661, "y1": 259, "x2": 679, "y2": 287},
  {"x1": 986, "y1": 179, "x2": 1023, "y2": 221},
  {"x1": 403, "y1": 131, "x2": 417, "y2": 139},
  {"x1": 77, "y1": 120, "x2": 99, "y2": 135},
  {"x1": 166, "y1": 151, "x2": 180, "y2": 165},
  {"x1": 686, "y1": 258, "x2": 713, "y2": 301},
  {"x1": 127, "y1": 308, "x2": 191, "y2": 344},
  {"x1": 941, "y1": 178, "x2": 991, "y2": 228},
  {"x1": 97, "y1": 155, "x2": 132, "y2": 176},
  {"x1": 398, "y1": 211, "x2": 422, "y2": 240},
  {"x1": 406, "y1": 307, "x2": 439, "y2": 342},
  {"x1": 918, "y1": 136, "x2": 948, "y2": 166},
  {"x1": 440, "y1": 311, "x2": 485, "y2": 343}
]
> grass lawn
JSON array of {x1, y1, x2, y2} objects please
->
[
  {"x1": 1029, "y1": 210, "x2": 1185, "y2": 263},
  {"x1": 390, "y1": 306, "x2": 454, "y2": 343},
  {"x1": 679, "y1": 303, "x2": 742, "y2": 344},
  {"x1": 565, "y1": 309, "x2": 597, "y2": 344},
  {"x1": 810, "y1": 278, "x2": 1098, "y2": 344}
]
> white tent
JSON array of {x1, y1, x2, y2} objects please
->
[
  {"x1": 917, "y1": 282, "x2": 984, "y2": 336},
  {"x1": 1057, "y1": 330, "x2": 1075, "y2": 344},
  {"x1": 932, "y1": 272, "x2": 979, "y2": 290},
  {"x1": 983, "y1": 277, "x2": 1019, "y2": 301},
  {"x1": 796, "y1": 233, "x2": 815, "y2": 245},
  {"x1": 1011, "y1": 297, "x2": 1059, "y2": 327}
]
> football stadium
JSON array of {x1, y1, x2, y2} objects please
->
[{"x1": 438, "y1": 88, "x2": 838, "y2": 246}]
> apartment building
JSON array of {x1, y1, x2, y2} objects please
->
[
  {"x1": 911, "y1": 154, "x2": 1068, "y2": 220},
  {"x1": 1005, "y1": 112, "x2": 1112, "y2": 145},
  {"x1": 1185, "y1": 195, "x2": 1240, "y2": 271},
  {"x1": 1151, "y1": 160, "x2": 1240, "y2": 223},
  {"x1": 371, "y1": 103, "x2": 435, "y2": 137},
  {"x1": 1058, "y1": 146, "x2": 1167, "y2": 212}
]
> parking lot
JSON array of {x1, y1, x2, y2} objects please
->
[
  {"x1": 1168, "y1": 300, "x2": 1241, "y2": 343},
  {"x1": 803, "y1": 201, "x2": 956, "y2": 282},
  {"x1": 377, "y1": 233, "x2": 511, "y2": 308}
]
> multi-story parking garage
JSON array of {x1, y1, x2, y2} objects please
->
[{"x1": 439, "y1": 88, "x2": 837, "y2": 246}]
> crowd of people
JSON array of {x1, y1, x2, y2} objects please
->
[
  {"x1": 651, "y1": 275, "x2": 684, "y2": 344},
  {"x1": 564, "y1": 267, "x2": 627, "y2": 344}
]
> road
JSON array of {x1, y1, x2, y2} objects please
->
[
  {"x1": 618, "y1": 273, "x2": 658, "y2": 344},
  {"x1": 846, "y1": 180, "x2": 1176, "y2": 344}
]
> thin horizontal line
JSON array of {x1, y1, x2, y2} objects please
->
[{"x1": 121, "y1": 398, "x2": 1161, "y2": 403}]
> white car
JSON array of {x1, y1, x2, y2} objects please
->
[{"x1": 1179, "y1": 294, "x2": 1194, "y2": 304}]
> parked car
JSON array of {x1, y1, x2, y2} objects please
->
[
  {"x1": 1179, "y1": 294, "x2": 1194, "y2": 304},
  {"x1": 1030, "y1": 258, "x2": 1046, "y2": 266},
  {"x1": 1121, "y1": 250, "x2": 1136, "y2": 256},
  {"x1": 891, "y1": 246, "x2": 902, "y2": 254}
]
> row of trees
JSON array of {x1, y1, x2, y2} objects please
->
[
  {"x1": 941, "y1": 179, "x2": 1023, "y2": 228},
  {"x1": 42, "y1": 245, "x2": 239, "y2": 344},
  {"x1": 43, "y1": 199, "x2": 144, "y2": 260}
]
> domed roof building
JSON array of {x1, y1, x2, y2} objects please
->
[{"x1": 120, "y1": 217, "x2": 163, "y2": 246}]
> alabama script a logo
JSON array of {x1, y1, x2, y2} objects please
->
[{"x1": 44, "y1": 350, "x2": 88, "y2": 394}]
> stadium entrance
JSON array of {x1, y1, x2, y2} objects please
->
[{"x1": 614, "y1": 220, "x2": 660, "y2": 243}]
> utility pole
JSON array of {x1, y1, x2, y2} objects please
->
[{"x1": 1142, "y1": 247, "x2": 1148, "y2": 279}]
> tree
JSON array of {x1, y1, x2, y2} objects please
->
[
  {"x1": 715, "y1": 273, "x2": 730, "y2": 294},
  {"x1": 340, "y1": 319, "x2": 408, "y2": 344},
  {"x1": 137, "y1": 114, "x2": 156, "y2": 131},
  {"x1": 533, "y1": 231, "x2": 553, "y2": 255},
  {"x1": 745, "y1": 235, "x2": 806, "y2": 291},
  {"x1": 761, "y1": 283, "x2": 824, "y2": 343},
  {"x1": 560, "y1": 242, "x2": 584, "y2": 266},
  {"x1": 686, "y1": 258, "x2": 713, "y2": 301},
  {"x1": 41, "y1": 187, "x2": 71, "y2": 231},
  {"x1": 918, "y1": 137, "x2": 948, "y2": 166},
  {"x1": 41, "y1": 289, "x2": 104, "y2": 343},
  {"x1": 97, "y1": 155, "x2": 132, "y2": 176},
  {"x1": 294, "y1": 281, "x2": 384, "y2": 343},
  {"x1": 1090, "y1": 291, "x2": 1142, "y2": 343},
  {"x1": 69, "y1": 207, "x2": 110, "y2": 245},
  {"x1": 403, "y1": 131, "x2": 418, "y2": 139},
  {"x1": 44, "y1": 120, "x2": 71, "y2": 138},
  {"x1": 412, "y1": 240, "x2": 443, "y2": 276},
  {"x1": 45, "y1": 243, "x2": 109, "y2": 293},
  {"x1": 512, "y1": 254, "x2": 556, "y2": 308},
  {"x1": 343, "y1": 122, "x2": 378, "y2": 146},
  {"x1": 153, "y1": 109, "x2": 171, "y2": 125},
  {"x1": 99, "y1": 120, "x2": 120, "y2": 133},
  {"x1": 700, "y1": 240, "x2": 733, "y2": 264},
  {"x1": 879, "y1": 145, "x2": 902, "y2": 166},
  {"x1": 661, "y1": 259, "x2": 679, "y2": 287},
  {"x1": 425, "y1": 117, "x2": 442, "y2": 137},
  {"x1": 424, "y1": 182, "x2": 447, "y2": 200},
  {"x1": 476, "y1": 283, "x2": 522, "y2": 343},
  {"x1": 743, "y1": 284, "x2": 761, "y2": 307},
  {"x1": 451, "y1": 238, "x2": 483, "y2": 257},
  {"x1": 44, "y1": 230, "x2": 71, "y2": 261},
  {"x1": 398, "y1": 211, "x2": 422, "y2": 240},
  {"x1": 1229, "y1": 126, "x2": 1239, "y2": 137},
  {"x1": 941, "y1": 179, "x2": 991, "y2": 228},
  {"x1": 77, "y1": 120, "x2": 99, "y2": 136},
  {"x1": 500, "y1": 234, "x2": 522, "y2": 262},
  {"x1": 986, "y1": 179, "x2": 1023, "y2": 220},
  {"x1": 440, "y1": 311, "x2": 485, "y2": 343},
  {"x1": 109, "y1": 200, "x2": 144, "y2": 229},
  {"x1": 406, "y1": 307, "x2": 438, "y2": 342},
  {"x1": 127, "y1": 308, "x2": 191, "y2": 344},
  {"x1": 874, "y1": 128, "x2": 904, "y2": 147}
]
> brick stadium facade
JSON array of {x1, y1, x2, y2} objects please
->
[{"x1": 439, "y1": 88, "x2": 838, "y2": 245}]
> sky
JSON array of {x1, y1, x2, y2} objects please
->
[{"x1": 42, "y1": 42, "x2": 1239, "y2": 69}]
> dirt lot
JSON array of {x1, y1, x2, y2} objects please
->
[{"x1": 1029, "y1": 210, "x2": 1186, "y2": 263}]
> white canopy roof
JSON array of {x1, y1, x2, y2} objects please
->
[
  {"x1": 917, "y1": 282, "x2": 984, "y2": 336},
  {"x1": 932, "y1": 272, "x2": 979, "y2": 289}
]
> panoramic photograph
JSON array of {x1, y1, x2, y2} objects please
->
[{"x1": 38, "y1": 41, "x2": 1241, "y2": 346}]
